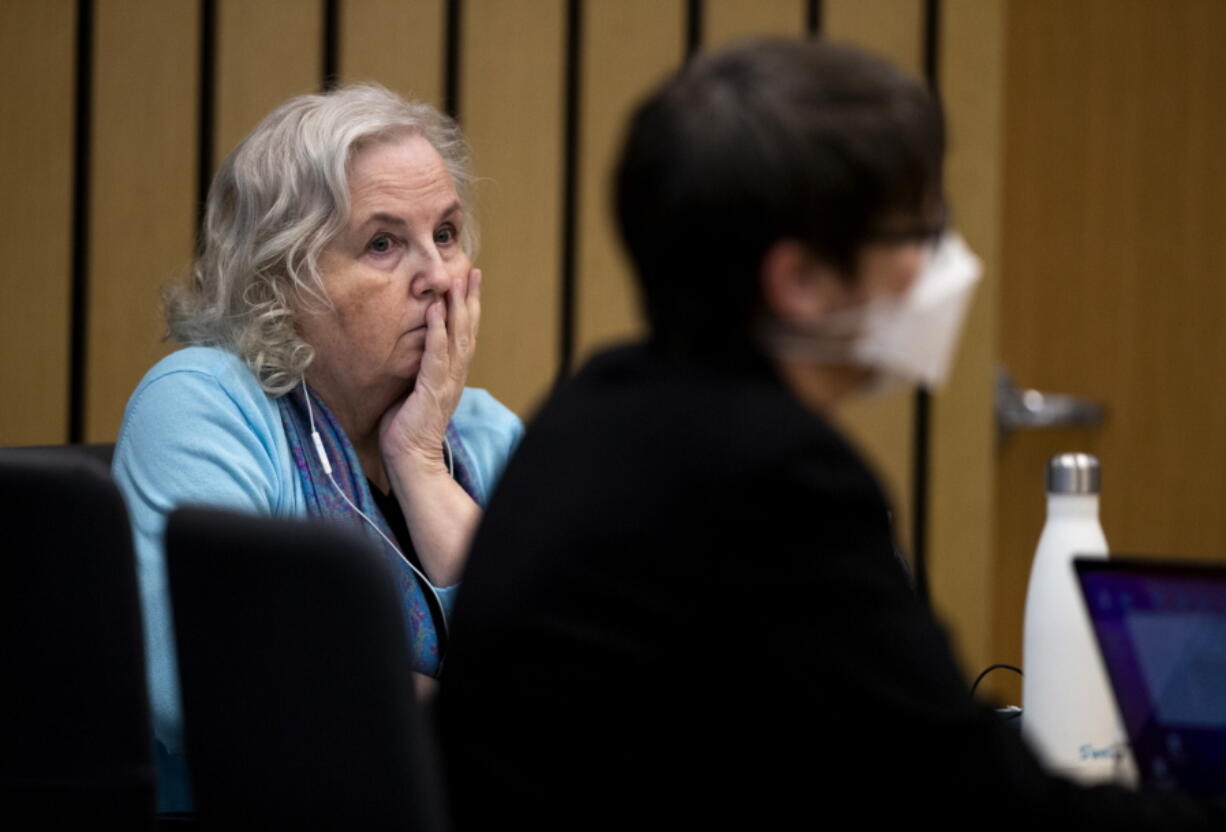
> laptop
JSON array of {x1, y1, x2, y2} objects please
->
[{"x1": 1075, "y1": 556, "x2": 1226, "y2": 800}]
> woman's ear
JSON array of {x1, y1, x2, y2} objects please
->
[{"x1": 759, "y1": 240, "x2": 845, "y2": 324}]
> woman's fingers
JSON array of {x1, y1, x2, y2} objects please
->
[
  {"x1": 443, "y1": 268, "x2": 480, "y2": 386},
  {"x1": 397, "y1": 268, "x2": 478, "y2": 439},
  {"x1": 468, "y1": 268, "x2": 482, "y2": 341},
  {"x1": 420, "y1": 298, "x2": 449, "y2": 385},
  {"x1": 449, "y1": 275, "x2": 470, "y2": 370}
]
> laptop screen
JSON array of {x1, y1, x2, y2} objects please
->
[{"x1": 1075, "y1": 557, "x2": 1226, "y2": 799}]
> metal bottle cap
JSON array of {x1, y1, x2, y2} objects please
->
[{"x1": 1046, "y1": 453, "x2": 1101, "y2": 495}]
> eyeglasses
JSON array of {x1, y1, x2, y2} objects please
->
[{"x1": 865, "y1": 205, "x2": 949, "y2": 248}]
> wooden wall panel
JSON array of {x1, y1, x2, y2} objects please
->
[
  {"x1": 462, "y1": 0, "x2": 565, "y2": 419},
  {"x1": 86, "y1": 0, "x2": 199, "y2": 442},
  {"x1": 704, "y1": 0, "x2": 806, "y2": 48},
  {"x1": 824, "y1": 0, "x2": 924, "y2": 74},
  {"x1": 0, "y1": 0, "x2": 75, "y2": 445},
  {"x1": 339, "y1": 0, "x2": 444, "y2": 108},
  {"x1": 214, "y1": 0, "x2": 323, "y2": 167},
  {"x1": 822, "y1": 0, "x2": 924, "y2": 556},
  {"x1": 574, "y1": 0, "x2": 684, "y2": 363},
  {"x1": 929, "y1": 0, "x2": 1004, "y2": 681}
]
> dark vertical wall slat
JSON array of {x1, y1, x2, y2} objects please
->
[
  {"x1": 911, "y1": 0, "x2": 941, "y2": 604},
  {"x1": 196, "y1": 0, "x2": 216, "y2": 240},
  {"x1": 445, "y1": 0, "x2": 462, "y2": 119},
  {"x1": 808, "y1": 0, "x2": 822, "y2": 36},
  {"x1": 322, "y1": 0, "x2": 339, "y2": 90},
  {"x1": 912, "y1": 390, "x2": 932, "y2": 600},
  {"x1": 924, "y1": 0, "x2": 941, "y2": 91},
  {"x1": 686, "y1": 0, "x2": 703, "y2": 58},
  {"x1": 558, "y1": 0, "x2": 582, "y2": 377},
  {"x1": 69, "y1": 0, "x2": 94, "y2": 443}
]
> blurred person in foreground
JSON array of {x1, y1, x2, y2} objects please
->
[
  {"x1": 437, "y1": 39, "x2": 1221, "y2": 828},
  {"x1": 112, "y1": 84, "x2": 521, "y2": 812}
]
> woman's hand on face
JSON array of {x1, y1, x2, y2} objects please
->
[
  {"x1": 377, "y1": 267, "x2": 484, "y2": 588},
  {"x1": 379, "y1": 268, "x2": 482, "y2": 474}
]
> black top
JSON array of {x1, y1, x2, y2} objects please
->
[
  {"x1": 367, "y1": 480, "x2": 422, "y2": 572},
  {"x1": 438, "y1": 344, "x2": 1221, "y2": 829},
  {"x1": 369, "y1": 480, "x2": 447, "y2": 655}
]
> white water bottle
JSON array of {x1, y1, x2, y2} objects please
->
[{"x1": 1021, "y1": 453, "x2": 1131, "y2": 784}]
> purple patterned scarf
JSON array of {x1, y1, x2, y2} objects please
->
[{"x1": 277, "y1": 384, "x2": 478, "y2": 676}]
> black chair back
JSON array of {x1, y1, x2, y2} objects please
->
[
  {"x1": 2, "y1": 443, "x2": 117, "y2": 469},
  {"x1": 165, "y1": 507, "x2": 445, "y2": 830},
  {"x1": 0, "y1": 451, "x2": 154, "y2": 828}
]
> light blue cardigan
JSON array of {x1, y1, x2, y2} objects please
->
[{"x1": 112, "y1": 346, "x2": 522, "y2": 812}]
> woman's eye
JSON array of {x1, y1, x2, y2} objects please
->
[
  {"x1": 368, "y1": 234, "x2": 395, "y2": 254},
  {"x1": 435, "y1": 225, "x2": 456, "y2": 246}
]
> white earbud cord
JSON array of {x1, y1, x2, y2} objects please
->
[{"x1": 303, "y1": 383, "x2": 451, "y2": 639}]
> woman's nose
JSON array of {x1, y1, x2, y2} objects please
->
[{"x1": 412, "y1": 248, "x2": 453, "y2": 298}]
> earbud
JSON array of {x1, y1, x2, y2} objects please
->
[
  {"x1": 303, "y1": 380, "x2": 334, "y2": 475},
  {"x1": 311, "y1": 430, "x2": 333, "y2": 475}
]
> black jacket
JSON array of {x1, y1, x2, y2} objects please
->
[{"x1": 438, "y1": 344, "x2": 1218, "y2": 829}]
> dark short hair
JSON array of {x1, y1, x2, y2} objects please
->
[{"x1": 615, "y1": 38, "x2": 945, "y2": 356}]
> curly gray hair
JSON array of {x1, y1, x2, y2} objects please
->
[{"x1": 165, "y1": 84, "x2": 477, "y2": 396}]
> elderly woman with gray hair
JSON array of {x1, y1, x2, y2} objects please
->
[{"x1": 112, "y1": 85, "x2": 521, "y2": 812}]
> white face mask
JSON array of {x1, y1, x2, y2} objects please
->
[{"x1": 763, "y1": 231, "x2": 983, "y2": 391}]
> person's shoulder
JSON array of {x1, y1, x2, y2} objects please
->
[
  {"x1": 117, "y1": 346, "x2": 284, "y2": 467},
  {"x1": 573, "y1": 342, "x2": 851, "y2": 460},
  {"x1": 125, "y1": 346, "x2": 272, "y2": 420},
  {"x1": 133, "y1": 345, "x2": 262, "y2": 398},
  {"x1": 114, "y1": 345, "x2": 294, "y2": 514},
  {"x1": 455, "y1": 387, "x2": 521, "y2": 432},
  {"x1": 453, "y1": 387, "x2": 523, "y2": 454},
  {"x1": 452, "y1": 387, "x2": 524, "y2": 499}
]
